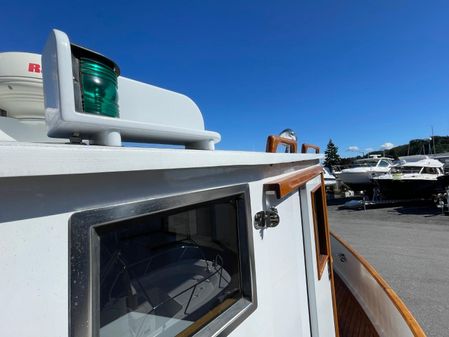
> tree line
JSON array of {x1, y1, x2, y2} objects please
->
[{"x1": 324, "y1": 136, "x2": 449, "y2": 168}]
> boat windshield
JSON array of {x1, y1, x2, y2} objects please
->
[
  {"x1": 393, "y1": 166, "x2": 442, "y2": 174},
  {"x1": 352, "y1": 159, "x2": 378, "y2": 168}
]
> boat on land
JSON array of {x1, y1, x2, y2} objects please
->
[
  {"x1": 372, "y1": 158, "x2": 446, "y2": 200},
  {"x1": 0, "y1": 29, "x2": 426, "y2": 337},
  {"x1": 323, "y1": 166, "x2": 337, "y2": 187},
  {"x1": 337, "y1": 156, "x2": 394, "y2": 191}
]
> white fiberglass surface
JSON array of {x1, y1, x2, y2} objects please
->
[
  {"x1": 0, "y1": 214, "x2": 69, "y2": 337},
  {"x1": 301, "y1": 176, "x2": 336, "y2": 337},
  {"x1": 226, "y1": 183, "x2": 311, "y2": 337}
]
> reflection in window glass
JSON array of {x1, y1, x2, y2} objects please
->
[
  {"x1": 398, "y1": 166, "x2": 422, "y2": 174},
  {"x1": 353, "y1": 159, "x2": 378, "y2": 167},
  {"x1": 95, "y1": 197, "x2": 243, "y2": 337},
  {"x1": 378, "y1": 160, "x2": 390, "y2": 168}
]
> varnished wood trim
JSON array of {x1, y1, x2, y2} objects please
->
[
  {"x1": 316, "y1": 254, "x2": 329, "y2": 279},
  {"x1": 176, "y1": 298, "x2": 236, "y2": 337},
  {"x1": 264, "y1": 165, "x2": 322, "y2": 199},
  {"x1": 331, "y1": 232, "x2": 427, "y2": 337},
  {"x1": 266, "y1": 135, "x2": 298, "y2": 153},
  {"x1": 311, "y1": 181, "x2": 328, "y2": 280},
  {"x1": 301, "y1": 143, "x2": 320, "y2": 154},
  {"x1": 334, "y1": 272, "x2": 378, "y2": 337}
]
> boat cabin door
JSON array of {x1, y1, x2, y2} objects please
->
[{"x1": 300, "y1": 174, "x2": 338, "y2": 337}]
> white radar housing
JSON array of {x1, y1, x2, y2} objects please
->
[{"x1": 0, "y1": 52, "x2": 44, "y2": 119}]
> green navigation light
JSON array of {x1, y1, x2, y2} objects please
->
[{"x1": 79, "y1": 58, "x2": 119, "y2": 118}]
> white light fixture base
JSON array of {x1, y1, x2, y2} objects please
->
[{"x1": 42, "y1": 29, "x2": 221, "y2": 149}]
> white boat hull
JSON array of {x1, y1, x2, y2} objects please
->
[{"x1": 338, "y1": 168, "x2": 389, "y2": 187}]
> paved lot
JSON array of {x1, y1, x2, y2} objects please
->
[{"x1": 328, "y1": 200, "x2": 449, "y2": 337}]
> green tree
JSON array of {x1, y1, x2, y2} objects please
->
[{"x1": 324, "y1": 139, "x2": 341, "y2": 167}]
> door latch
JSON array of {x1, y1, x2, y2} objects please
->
[{"x1": 254, "y1": 207, "x2": 280, "y2": 229}]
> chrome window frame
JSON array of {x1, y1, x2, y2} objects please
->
[{"x1": 69, "y1": 185, "x2": 257, "y2": 337}]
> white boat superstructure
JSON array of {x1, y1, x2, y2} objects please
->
[
  {"x1": 0, "y1": 29, "x2": 426, "y2": 337},
  {"x1": 338, "y1": 157, "x2": 394, "y2": 190},
  {"x1": 323, "y1": 166, "x2": 337, "y2": 187},
  {"x1": 372, "y1": 158, "x2": 445, "y2": 200}
]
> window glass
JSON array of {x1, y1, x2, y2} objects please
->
[
  {"x1": 95, "y1": 197, "x2": 244, "y2": 337},
  {"x1": 353, "y1": 159, "x2": 377, "y2": 167},
  {"x1": 422, "y1": 167, "x2": 438, "y2": 174},
  {"x1": 399, "y1": 166, "x2": 421, "y2": 174},
  {"x1": 378, "y1": 160, "x2": 390, "y2": 168}
]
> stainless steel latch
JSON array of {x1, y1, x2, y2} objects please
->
[{"x1": 254, "y1": 207, "x2": 280, "y2": 229}]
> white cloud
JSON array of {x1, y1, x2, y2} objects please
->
[
  {"x1": 381, "y1": 142, "x2": 394, "y2": 150},
  {"x1": 365, "y1": 147, "x2": 374, "y2": 152},
  {"x1": 347, "y1": 146, "x2": 359, "y2": 152}
]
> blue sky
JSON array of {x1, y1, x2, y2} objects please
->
[{"x1": 2, "y1": 1, "x2": 449, "y2": 155}]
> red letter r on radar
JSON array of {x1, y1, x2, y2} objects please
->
[{"x1": 28, "y1": 63, "x2": 41, "y2": 73}]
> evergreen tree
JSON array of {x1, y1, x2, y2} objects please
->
[{"x1": 324, "y1": 139, "x2": 341, "y2": 167}]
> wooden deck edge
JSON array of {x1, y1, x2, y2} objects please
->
[
  {"x1": 330, "y1": 231, "x2": 427, "y2": 337},
  {"x1": 264, "y1": 165, "x2": 322, "y2": 198}
]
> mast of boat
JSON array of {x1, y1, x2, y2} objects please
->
[{"x1": 432, "y1": 126, "x2": 436, "y2": 154}]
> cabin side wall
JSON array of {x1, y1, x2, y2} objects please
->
[
  {"x1": 0, "y1": 163, "x2": 324, "y2": 337},
  {"x1": 228, "y1": 181, "x2": 311, "y2": 336},
  {"x1": 0, "y1": 213, "x2": 70, "y2": 337},
  {"x1": 300, "y1": 175, "x2": 337, "y2": 337}
]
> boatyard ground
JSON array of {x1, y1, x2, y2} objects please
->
[{"x1": 328, "y1": 200, "x2": 449, "y2": 337}]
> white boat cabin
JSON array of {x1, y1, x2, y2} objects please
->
[{"x1": 0, "y1": 29, "x2": 426, "y2": 337}]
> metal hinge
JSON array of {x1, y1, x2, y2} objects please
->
[{"x1": 254, "y1": 207, "x2": 280, "y2": 230}]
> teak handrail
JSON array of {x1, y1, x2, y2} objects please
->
[
  {"x1": 264, "y1": 165, "x2": 323, "y2": 198},
  {"x1": 301, "y1": 143, "x2": 320, "y2": 154},
  {"x1": 266, "y1": 135, "x2": 298, "y2": 153}
]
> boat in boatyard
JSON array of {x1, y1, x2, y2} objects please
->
[
  {"x1": 323, "y1": 167, "x2": 337, "y2": 188},
  {"x1": 0, "y1": 29, "x2": 426, "y2": 337},
  {"x1": 372, "y1": 158, "x2": 446, "y2": 200},
  {"x1": 337, "y1": 156, "x2": 394, "y2": 191}
]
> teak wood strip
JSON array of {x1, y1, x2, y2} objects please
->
[
  {"x1": 176, "y1": 298, "x2": 236, "y2": 337},
  {"x1": 334, "y1": 273, "x2": 379, "y2": 337},
  {"x1": 265, "y1": 135, "x2": 298, "y2": 153},
  {"x1": 331, "y1": 232, "x2": 427, "y2": 337},
  {"x1": 264, "y1": 165, "x2": 322, "y2": 198},
  {"x1": 301, "y1": 143, "x2": 320, "y2": 154}
]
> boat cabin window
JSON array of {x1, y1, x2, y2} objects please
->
[
  {"x1": 377, "y1": 160, "x2": 390, "y2": 168},
  {"x1": 311, "y1": 180, "x2": 330, "y2": 280},
  {"x1": 399, "y1": 166, "x2": 421, "y2": 174},
  {"x1": 70, "y1": 191, "x2": 255, "y2": 337},
  {"x1": 353, "y1": 159, "x2": 378, "y2": 167},
  {"x1": 422, "y1": 167, "x2": 439, "y2": 174}
]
